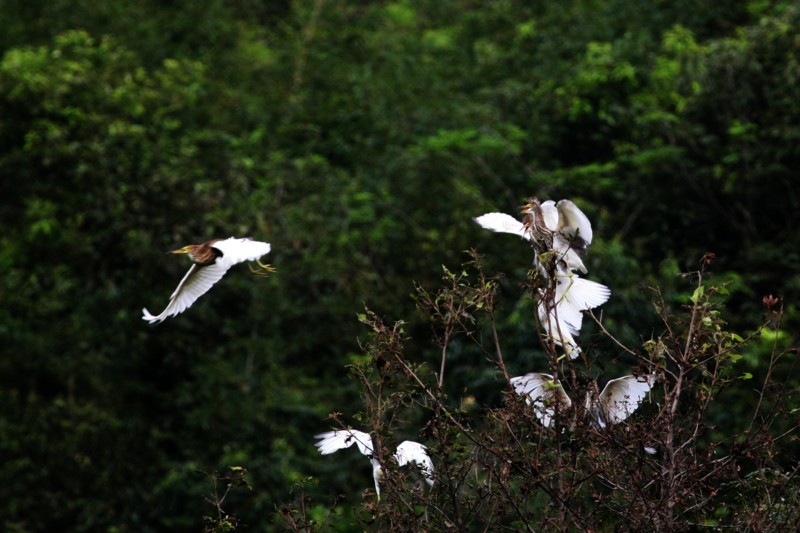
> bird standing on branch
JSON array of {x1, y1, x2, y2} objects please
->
[
  {"x1": 510, "y1": 372, "x2": 656, "y2": 429},
  {"x1": 314, "y1": 429, "x2": 435, "y2": 500},
  {"x1": 474, "y1": 198, "x2": 609, "y2": 358},
  {"x1": 142, "y1": 237, "x2": 272, "y2": 324},
  {"x1": 474, "y1": 198, "x2": 593, "y2": 274}
]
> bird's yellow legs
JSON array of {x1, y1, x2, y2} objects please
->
[{"x1": 248, "y1": 260, "x2": 276, "y2": 277}]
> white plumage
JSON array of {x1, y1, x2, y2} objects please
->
[
  {"x1": 475, "y1": 198, "x2": 609, "y2": 358},
  {"x1": 473, "y1": 212, "x2": 529, "y2": 240},
  {"x1": 591, "y1": 375, "x2": 657, "y2": 428},
  {"x1": 510, "y1": 373, "x2": 572, "y2": 427},
  {"x1": 314, "y1": 429, "x2": 434, "y2": 500},
  {"x1": 394, "y1": 441, "x2": 435, "y2": 488},
  {"x1": 476, "y1": 200, "x2": 595, "y2": 274},
  {"x1": 510, "y1": 373, "x2": 656, "y2": 428},
  {"x1": 538, "y1": 271, "x2": 611, "y2": 358},
  {"x1": 142, "y1": 237, "x2": 271, "y2": 324}
]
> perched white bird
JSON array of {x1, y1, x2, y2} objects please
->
[
  {"x1": 510, "y1": 373, "x2": 656, "y2": 429},
  {"x1": 475, "y1": 198, "x2": 609, "y2": 358},
  {"x1": 142, "y1": 237, "x2": 272, "y2": 324},
  {"x1": 474, "y1": 198, "x2": 594, "y2": 274},
  {"x1": 537, "y1": 271, "x2": 611, "y2": 358},
  {"x1": 314, "y1": 429, "x2": 434, "y2": 500}
]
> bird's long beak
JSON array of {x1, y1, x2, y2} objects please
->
[
  {"x1": 168, "y1": 246, "x2": 189, "y2": 255},
  {"x1": 520, "y1": 197, "x2": 538, "y2": 214}
]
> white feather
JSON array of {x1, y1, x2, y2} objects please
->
[
  {"x1": 537, "y1": 301, "x2": 581, "y2": 358},
  {"x1": 510, "y1": 373, "x2": 572, "y2": 427},
  {"x1": 314, "y1": 429, "x2": 375, "y2": 457},
  {"x1": 556, "y1": 199, "x2": 593, "y2": 247},
  {"x1": 595, "y1": 375, "x2": 656, "y2": 427},
  {"x1": 511, "y1": 374, "x2": 656, "y2": 429},
  {"x1": 142, "y1": 237, "x2": 271, "y2": 324},
  {"x1": 314, "y1": 430, "x2": 434, "y2": 499},
  {"x1": 394, "y1": 441, "x2": 435, "y2": 487},
  {"x1": 473, "y1": 213, "x2": 530, "y2": 240}
]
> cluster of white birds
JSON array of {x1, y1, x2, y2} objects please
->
[
  {"x1": 510, "y1": 372, "x2": 655, "y2": 430},
  {"x1": 475, "y1": 199, "x2": 610, "y2": 358},
  {"x1": 140, "y1": 238, "x2": 434, "y2": 500},
  {"x1": 475, "y1": 198, "x2": 655, "y2": 430},
  {"x1": 314, "y1": 429, "x2": 434, "y2": 500},
  {"x1": 142, "y1": 198, "x2": 655, "y2": 501}
]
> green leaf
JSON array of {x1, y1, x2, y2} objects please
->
[{"x1": 690, "y1": 285, "x2": 704, "y2": 304}]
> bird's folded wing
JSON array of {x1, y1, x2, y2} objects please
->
[
  {"x1": 142, "y1": 263, "x2": 228, "y2": 324},
  {"x1": 556, "y1": 200, "x2": 593, "y2": 246},
  {"x1": 473, "y1": 213, "x2": 530, "y2": 240}
]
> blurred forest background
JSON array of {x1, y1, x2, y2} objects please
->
[{"x1": 1, "y1": 0, "x2": 799, "y2": 531}]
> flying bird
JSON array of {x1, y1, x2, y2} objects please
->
[
  {"x1": 142, "y1": 237, "x2": 272, "y2": 324},
  {"x1": 510, "y1": 372, "x2": 656, "y2": 429},
  {"x1": 314, "y1": 429, "x2": 434, "y2": 500}
]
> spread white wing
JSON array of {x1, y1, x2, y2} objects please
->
[
  {"x1": 549, "y1": 271, "x2": 611, "y2": 333},
  {"x1": 595, "y1": 375, "x2": 656, "y2": 427},
  {"x1": 314, "y1": 429, "x2": 375, "y2": 457},
  {"x1": 536, "y1": 270, "x2": 610, "y2": 357},
  {"x1": 473, "y1": 213, "x2": 530, "y2": 240},
  {"x1": 142, "y1": 237, "x2": 271, "y2": 324},
  {"x1": 142, "y1": 263, "x2": 229, "y2": 324},
  {"x1": 315, "y1": 429, "x2": 382, "y2": 498},
  {"x1": 510, "y1": 373, "x2": 572, "y2": 427},
  {"x1": 394, "y1": 441, "x2": 435, "y2": 487}
]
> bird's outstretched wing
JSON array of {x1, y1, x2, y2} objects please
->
[
  {"x1": 142, "y1": 262, "x2": 229, "y2": 324},
  {"x1": 314, "y1": 429, "x2": 375, "y2": 457},
  {"x1": 510, "y1": 373, "x2": 572, "y2": 427},
  {"x1": 549, "y1": 272, "x2": 611, "y2": 333},
  {"x1": 394, "y1": 441, "x2": 435, "y2": 487},
  {"x1": 212, "y1": 238, "x2": 271, "y2": 268},
  {"x1": 473, "y1": 213, "x2": 530, "y2": 240},
  {"x1": 595, "y1": 375, "x2": 656, "y2": 427}
]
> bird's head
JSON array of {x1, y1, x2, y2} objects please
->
[
  {"x1": 520, "y1": 197, "x2": 540, "y2": 214},
  {"x1": 168, "y1": 245, "x2": 192, "y2": 255}
]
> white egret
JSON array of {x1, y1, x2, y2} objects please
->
[
  {"x1": 510, "y1": 373, "x2": 656, "y2": 429},
  {"x1": 142, "y1": 237, "x2": 272, "y2": 324},
  {"x1": 314, "y1": 429, "x2": 434, "y2": 500}
]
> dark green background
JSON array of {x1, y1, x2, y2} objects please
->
[{"x1": 1, "y1": 1, "x2": 798, "y2": 530}]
